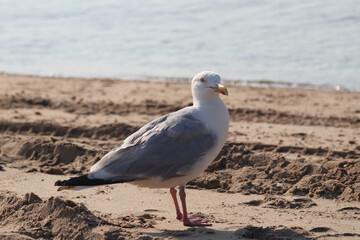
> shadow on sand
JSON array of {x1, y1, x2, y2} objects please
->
[{"x1": 145, "y1": 225, "x2": 311, "y2": 240}]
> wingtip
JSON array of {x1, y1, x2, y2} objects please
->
[
  {"x1": 55, "y1": 180, "x2": 65, "y2": 186},
  {"x1": 55, "y1": 179, "x2": 73, "y2": 191}
]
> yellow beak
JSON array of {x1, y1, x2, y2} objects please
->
[{"x1": 210, "y1": 84, "x2": 228, "y2": 96}]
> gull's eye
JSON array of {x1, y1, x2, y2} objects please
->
[{"x1": 200, "y1": 78, "x2": 206, "y2": 83}]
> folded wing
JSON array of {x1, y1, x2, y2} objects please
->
[{"x1": 89, "y1": 110, "x2": 216, "y2": 182}]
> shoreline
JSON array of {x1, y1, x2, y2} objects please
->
[{"x1": 1, "y1": 71, "x2": 357, "y2": 92}]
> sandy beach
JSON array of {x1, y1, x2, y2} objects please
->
[{"x1": 0, "y1": 72, "x2": 360, "y2": 239}]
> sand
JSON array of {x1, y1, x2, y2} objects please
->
[{"x1": 0, "y1": 72, "x2": 359, "y2": 239}]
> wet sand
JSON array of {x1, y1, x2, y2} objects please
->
[{"x1": 0, "y1": 73, "x2": 360, "y2": 239}]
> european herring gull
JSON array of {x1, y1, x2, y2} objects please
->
[{"x1": 55, "y1": 71, "x2": 229, "y2": 226}]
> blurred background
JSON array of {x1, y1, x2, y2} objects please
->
[{"x1": 0, "y1": 0, "x2": 359, "y2": 90}]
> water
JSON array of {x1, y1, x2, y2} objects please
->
[{"x1": 0, "y1": 0, "x2": 359, "y2": 90}]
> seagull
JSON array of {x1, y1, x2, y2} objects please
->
[{"x1": 55, "y1": 71, "x2": 229, "y2": 226}]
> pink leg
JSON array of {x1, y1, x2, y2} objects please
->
[
  {"x1": 179, "y1": 185, "x2": 212, "y2": 226},
  {"x1": 170, "y1": 187, "x2": 183, "y2": 220}
]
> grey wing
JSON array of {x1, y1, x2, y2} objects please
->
[{"x1": 89, "y1": 111, "x2": 217, "y2": 181}]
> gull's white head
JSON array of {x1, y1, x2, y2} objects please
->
[{"x1": 191, "y1": 71, "x2": 228, "y2": 103}]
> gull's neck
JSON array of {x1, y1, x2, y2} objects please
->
[
  {"x1": 193, "y1": 95, "x2": 221, "y2": 108},
  {"x1": 192, "y1": 94, "x2": 229, "y2": 153},
  {"x1": 192, "y1": 95, "x2": 229, "y2": 131}
]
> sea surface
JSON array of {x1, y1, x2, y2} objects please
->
[{"x1": 0, "y1": 0, "x2": 359, "y2": 90}]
